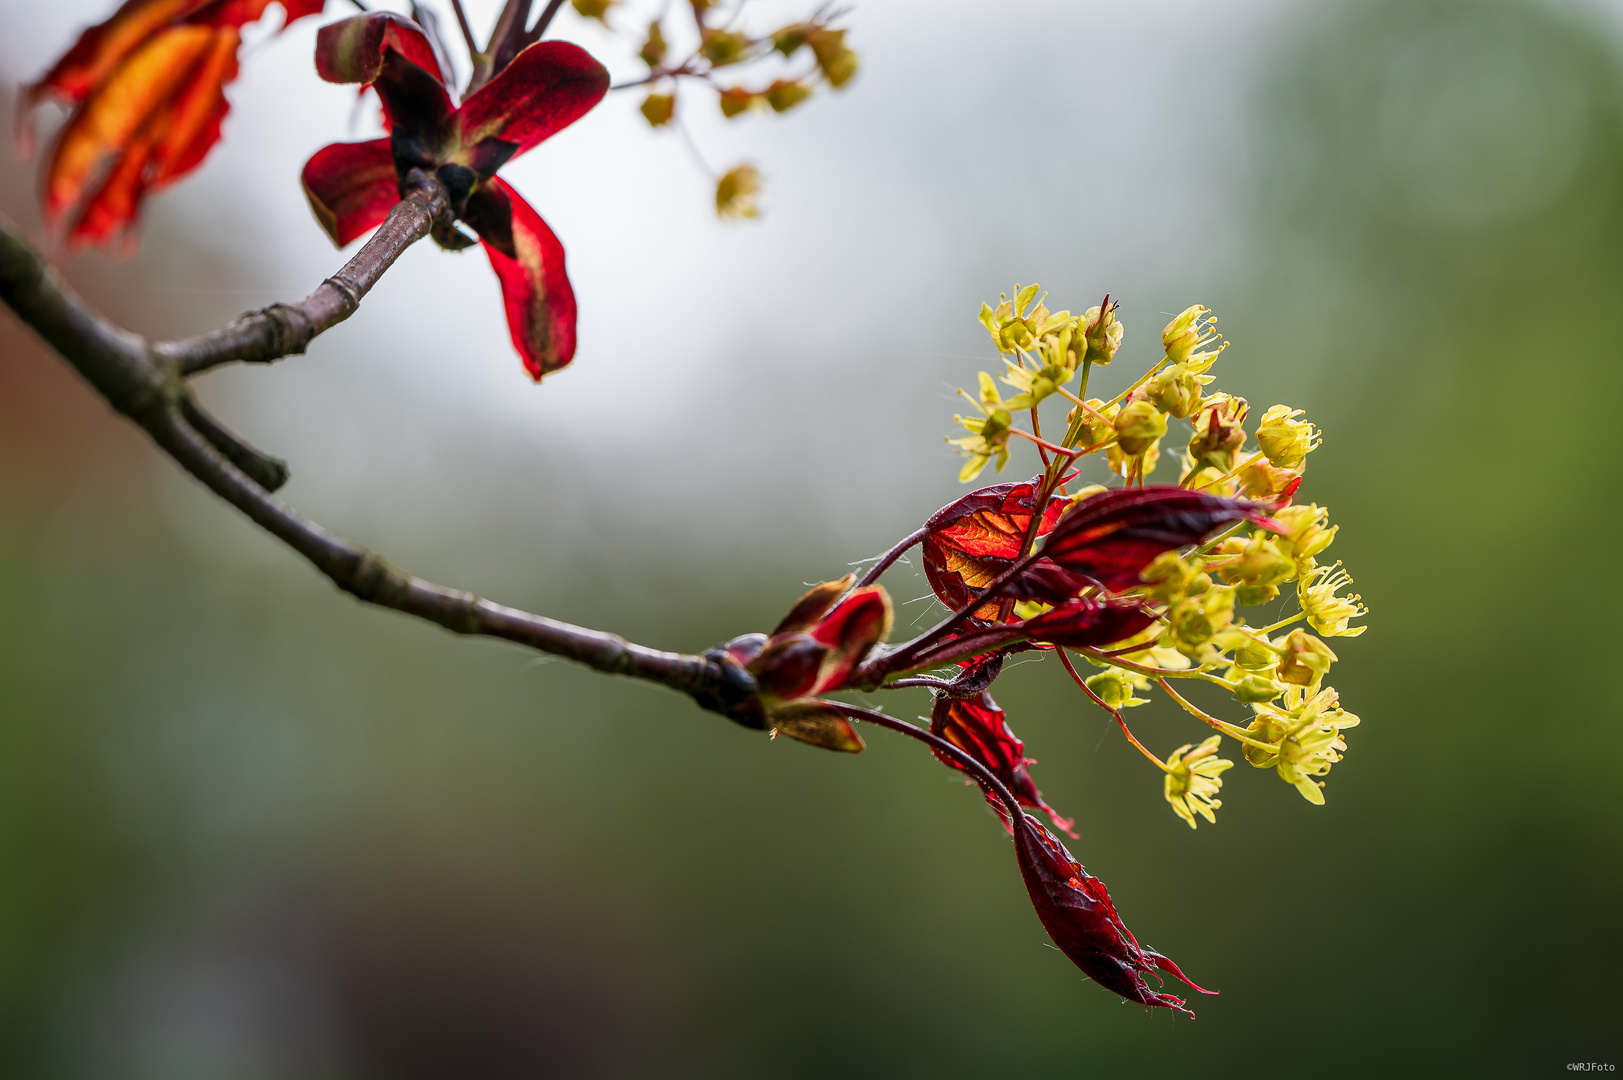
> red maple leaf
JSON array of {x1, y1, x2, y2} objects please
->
[
  {"x1": 302, "y1": 12, "x2": 609, "y2": 380},
  {"x1": 21, "y1": 0, "x2": 328, "y2": 249}
]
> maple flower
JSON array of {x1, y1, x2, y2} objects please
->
[
  {"x1": 1013, "y1": 813, "x2": 1213, "y2": 1014},
  {"x1": 709, "y1": 575, "x2": 893, "y2": 752},
  {"x1": 20, "y1": 0, "x2": 327, "y2": 248},
  {"x1": 949, "y1": 372, "x2": 1015, "y2": 482},
  {"x1": 1244, "y1": 686, "x2": 1359, "y2": 804},
  {"x1": 1298, "y1": 562, "x2": 1369, "y2": 637},
  {"x1": 1163, "y1": 735, "x2": 1232, "y2": 829},
  {"x1": 301, "y1": 13, "x2": 609, "y2": 380}
]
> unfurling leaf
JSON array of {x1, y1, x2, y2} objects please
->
[
  {"x1": 1014, "y1": 814, "x2": 1214, "y2": 1013},
  {"x1": 1040, "y1": 486, "x2": 1276, "y2": 592},
  {"x1": 930, "y1": 692, "x2": 1074, "y2": 835},
  {"x1": 1019, "y1": 597, "x2": 1157, "y2": 649},
  {"x1": 921, "y1": 475, "x2": 1071, "y2": 621}
]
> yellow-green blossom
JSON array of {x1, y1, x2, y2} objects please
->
[
  {"x1": 1255, "y1": 404, "x2": 1321, "y2": 469},
  {"x1": 1164, "y1": 735, "x2": 1233, "y2": 828},
  {"x1": 1299, "y1": 562, "x2": 1368, "y2": 637},
  {"x1": 1085, "y1": 666, "x2": 1151, "y2": 709},
  {"x1": 1160, "y1": 304, "x2": 1227, "y2": 370},
  {"x1": 1276, "y1": 627, "x2": 1337, "y2": 686},
  {"x1": 948, "y1": 372, "x2": 1014, "y2": 482},
  {"x1": 1244, "y1": 687, "x2": 1359, "y2": 804}
]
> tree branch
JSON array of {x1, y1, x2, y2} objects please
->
[
  {"x1": 0, "y1": 186, "x2": 752, "y2": 719},
  {"x1": 156, "y1": 172, "x2": 448, "y2": 375}
]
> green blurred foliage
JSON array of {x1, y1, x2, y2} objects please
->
[{"x1": 2, "y1": 0, "x2": 1621, "y2": 1075}]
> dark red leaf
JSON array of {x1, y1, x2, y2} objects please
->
[
  {"x1": 921, "y1": 475, "x2": 1072, "y2": 621},
  {"x1": 314, "y1": 12, "x2": 445, "y2": 90},
  {"x1": 1014, "y1": 814, "x2": 1213, "y2": 1013},
  {"x1": 807, "y1": 586, "x2": 892, "y2": 694},
  {"x1": 315, "y1": 13, "x2": 452, "y2": 144},
  {"x1": 301, "y1": 138, "x2": 399, "y2": 246},
  {"x1": 1040, "y1": 486, "x2": 1271, "y2": 592},
  {"x1": 931, "y1": 692, "x2": 1074, "y2": 836},
  {"x1": 458, "y1": 41, "x2": 610, "y2": 159},
  {"x1": 1019, "y1": 597, "x2": 1158, "y2": 649},
  {"x1": 479, "y1": 178, "x2": 577, "y2": 379}
]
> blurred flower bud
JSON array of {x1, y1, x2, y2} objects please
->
[
  {"x1": 807, "y1": 28, "x2": 858, "y2": 87},
  {"x1": 765, "y1": 78, "x2": 812, "y2": 112},
  {"x1": 1107, "y1": 436, "x2": 1160, "y2": 481},
  {"x1": 772, "y1": 24, "x2": 809, "y2": 55},
  {"x1": 1114, "y1": 399, "x2": 1167, "y2": 456},
  {"x1": 571, "y1": 0, "x2": 614, "y2": 21},
  {"x1": 1255, "y1": 405, "x2": 1320, "y2": 469},
  {"x1": 701, "y1": 29, "x2": 750, "y2": 66},
  {"x1": 640, "y1": 92, "x2": 675, "y2": 127},
  {"x1": 639, "y1": 19, "x2": 668, "y2": 66},
  {"x1": 1066, "y1": 398, "x2": 1117, "y2": 449},
  {"x1": 715, "y1": 163, "x2": 762, "y2": 219},
  {"x1": 1276, "y1": 628, "x2": 1337, "y2": 686},
  {"x1": 718, "y1": 86, "x2": 756, "y2": 117}
]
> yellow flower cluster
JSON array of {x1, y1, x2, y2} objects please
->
[{"x1": 946, "y1": 288, "x2": 1369, "y2": 829}]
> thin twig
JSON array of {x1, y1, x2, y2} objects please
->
[
  {"x1": 854, "y1": 526, "x2": 927, "y2": 589},
  {"x1": 0, "y1": 182, "x2": 749, "y2": 719},
  {"x1": 156, "y1": 173, "x2": 448, "y2": 376},
  {"x1": 448, "y1": 0, "x2": 479, "y2": 55},
  {"x1": 525, "y1": 0, "x2": 569, "y2": 44}
]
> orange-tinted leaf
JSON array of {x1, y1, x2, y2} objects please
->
[
  {"x1": 63, "y1": 26, "x2": 239, "y2": 247},
  {"x1": 477, "y1": 178, "x2": 577, "y2": 380},
  {"x1": 149, "y1": 25, "x2": 238, "y2": 187},
  {"x1": 301, "y1": 138, "x2": 399, "y2": 246},
  {"x1": 457, "y1": 41, "x2": 610, "y2": 157},
  {"x1": 44, "y1": 24, "x2": 217, "y2": 227},
  {"x1": 767, "y1": 700, "x2": 866, "y2": 753},
  {"x1": 921, "y1": 476, "x2": 1071, "y2": 621},
  {"x1": 930, "y1": 692, "x2": 1074, "y2": 836},
  {"x1": 25, "y1": 0, "x2": 209, "y2": 110}
]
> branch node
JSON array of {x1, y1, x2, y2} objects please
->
[
  {"x1": 258, "y1": 301, "x2": 316, "y2": 360},
  {"x1": 325, "y1": 273, "x2": 363, "y2": 312}
]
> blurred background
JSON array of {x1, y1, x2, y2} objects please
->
[{"x1": 2, "y1": 0, "x2": 1620, "y2": 1074}]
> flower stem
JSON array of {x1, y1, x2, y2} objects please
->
[
  {"x1": 831, "y1": 704, "x2": 1026, "y2": 823},
  {"x1": 1156, "y1": 678, "x2": 1278, "y2": 752},
  {"x1": 1058, "y1": 650, "x2": 1168, "y2": 771}
]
